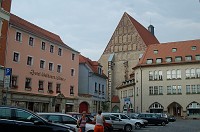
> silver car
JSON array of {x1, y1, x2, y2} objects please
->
[
  {"x1": 37, "y1": 113, "x2": 95, "y2": 132},
  {"x1": 102, "y1": 113, "x2": 134, "y2": 132}
]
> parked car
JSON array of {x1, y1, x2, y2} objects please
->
[
  {"x1": 167, "y1": 114, "x2": 176, "y2": 122},
  {"x1": 109, "y1": 113, "x2": 145, "y2": 129},
  {"x1": 67, "y1": 112, "x2": 113, "y2": 132},
  {"x1": 102, "y1": 113, "x2": 135, "y2": 132},
  {"x1": 137, "y1": 113, "x2": 169, "y2": 126},
  {"x1": 0, "y1": 105, "x2": 73, "y2": 132},
  {"x1": 37, "y1": 113, "x2": 94, "y2": 132},
  {"x1": 127, "y1": 113, "x2": 148, "y2": 126}
]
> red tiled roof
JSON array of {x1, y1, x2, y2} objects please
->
[
  {"x1": 111, "y1": 95, "x2": 120, "y2": 103},
  {"x1": 137, "y1": 39, "x2": 200, "y2": 66},
  {"x1": 10, "y1": 13, "x2": 64, "y2": 45},
  {"x1": 125, "y1": 12, "x2": 159, "y2": 46},
  {"x1": 79, "y1": 55, "x2": 107, "y2": 78}
]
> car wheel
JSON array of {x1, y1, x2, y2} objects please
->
[
  {"x1": 124, "y1": 124, "x2": 132, "y2": 132},
  {"x1": 161, "y1": 122, "x2": 166, "y2": 126},
  {"x1": 135, "y1": 123, "x2": 141, "y2": 129}
]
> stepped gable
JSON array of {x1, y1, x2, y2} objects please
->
[
  {"x1": 103, "y1": 12, "x2": 159, "y2": 54},
  {"x1": 10, "y1": 13, "x2": 64, "y2": 45},
  {"x1": 137, "y1": 39, "x2": 200, "y2": 66}
]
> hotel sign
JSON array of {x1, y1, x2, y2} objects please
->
[{"x1": 30, "y1": 70, "x2": 66, "y2": 81}]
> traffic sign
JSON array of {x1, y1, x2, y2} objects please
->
[{"x1": 5, "y1": 68, "x2": 12, "y2": 76}]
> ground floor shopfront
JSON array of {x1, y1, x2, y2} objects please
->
[{"x1": 1, "y1": 89, "x2": 78, "y2": 113}]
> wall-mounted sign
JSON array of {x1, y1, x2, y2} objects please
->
[{"x1": 30, "y1": 70, "x2": 66, "y2": 81}]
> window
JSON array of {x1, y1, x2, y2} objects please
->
[
  {"x1": 99, "y1": 84, "x2": 101, "y2": 94},
  {"x1": 49, "y1": 63, "x2": 53, "y2": 71},
  {"x1": 70, "y1": 86, "x2": 74, "y2": 95},
  {"x1": 128, "y1": 89, "x2": 133, "y2": 97},
  {"x1": 177, "y1": 85, "x2": 182, "y2": 94},
  {"x1": 102, "y1": 85, "x2": 104, "y2": 95},
  {"x1": 72, "y1": 53, "x2": 75, "y2": 60},
  {"x1": 154, "y1": 71, "x2": 158, "y2": 80},
  {"x1": 156, "y1": 58, "x2": 162, "y2": 63},
  {"x1": 159, "y1": 86, "x2": 163, "y2": 94},
  {"x1": 29, "y1": 37, "x2": 34, "y2": 46},
  {"x1": 0, "y1": 108, "x2": 11, "y2": 119},
  {"x1": 167, "y1": 86, "x2": 172, "y2": 94},
  {"x1": 158, "y1": 71, "x2": 163, "y2": 80},
  {"x1": 41, "y1": 41, "x2": 46, "y2": 50},
  {"x1": 177, "y1": 69, "x2": 181, "y2": 79},
  {"x1": 175, "y1": 56, "x2": 182, "y2": 62},
  {"x1": 71, "y1": 69, "x2": 74, "y2": 76},
  {"x1": 48, "y1": 82, "x2": 53, "y2": 92},
  {"x1": 186, "y1": 85, "x2": 190, "y2": 93},
  {"x1": 57, "y1": 65, "x2": 62, "y2": 73},
  {"x1": 172, "y1": 85, "x2": 176, "y2": 94},
  {"x1": 154, "y1": 86, "x2": 158, "y2": 95},
  {"x1": 149, "y1": 71, "x2": 153, "y2": 80},
  {"x1": 185, "y1": 69, "x2": 190, "y2": 78},
  {"x1": 15, "y1": 109, "x2": 40, "y2": 122},
  {"x1": 27, "y1": 56, "x2": 33, "y2": 66},
  {"x1": 40, "y1": 60, "x2": 45, "y2": 69},
  {"x1": 154, "y1": 50, "x2": 158, "y2": 54},
  {"x1": 191, "y1": 46, "x2": 197, "y2": 50},
  {"x1": 166, "y1": 57, "x2": 172, "y2": 63},
  {"x1": 25, "y1": 78, "x2": 31, "y2": 89},
  {"x1": 197, "y1": 85, "x2": 200, "y2": 93},
  {"x1": 196, "y1": 55, "x2": 200, "y2": 60},
  {"x1": 13, "y1": 52, "x2": 20, "y2": 62},
  {"x1": 16, "y1": 31, "x2": 22, "y2": 42},
  {"x1": 58, "y1": 48, "x2": 62, "y2": 56},
  {"x1": 12, "y1": 76, "x2": 18, "y2": 88},
  {"x1": 149, "y1": 86, "x2": 153, "y2": 95},
  {"x1": 191, "y1": 69, "x2": 195, "y2": 78},
  {"x1": 50, "y1": 45, "x2": 54, "y2": 53},
  {"x1": 172, "y1": 48, "x2": 177, "y2": 52},
  {"x1": 146, "y1": 59, "x2": 153, "y2": 64},
  {"x1": 197, "y1": 69, "x2": 200, "y2": 78},
  {"x1": 95, "y1": 82, "x2": 97, "y2": 92},
  {"x1": 98, "y1": 67, "x2": 102, "y2": 75},
  {"x1": 172, "y1": 70, "x2": 176, "y2": 79},
  {"x1": 167, "y1": 70, "x2": 171, "y2": 79},
  {"x1": 185, "y1": 56, "x2": 192, "y2": 61},
  {"x1": 192, "y1": 85, "x2": 196, "y2": 93},
  {"x1": 56, "y1": 84, "x2": 61, "y2": 93},
  {"x1": 38, "y1": 80, "x2": 44, "y2": 91}
]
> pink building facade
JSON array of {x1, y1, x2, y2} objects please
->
[{"x1": 3, "y1": 14, "x2": 79, "y2": 112}]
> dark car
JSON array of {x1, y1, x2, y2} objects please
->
[
  {"x1": 67, "y1": 112, "x2": 113, "y2": 132},
  {"x1": 137, "y1": 113, "x2": 169, "y2": 126},
  {"x1": 0, "y1": 105, "x2": 72, "y2": 132},
  {"x1": 167, "y1": 115, "x2": 176, "y2": 122}
]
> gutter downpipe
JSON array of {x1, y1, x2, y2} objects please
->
[{"x1": 140, "y1": 66, "x2": 143, "y2": 113}]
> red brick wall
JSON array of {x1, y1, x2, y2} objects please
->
[{"x1": 0, "y1": 0, "x2": 11, "y2": 66}]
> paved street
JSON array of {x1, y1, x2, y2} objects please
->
[{"x1": 133, "y1": 119, "x2": 200, "y2": 132}]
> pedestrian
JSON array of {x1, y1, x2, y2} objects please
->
[
  {"x1": 94, "y1": 110, "x2": 105, "y2": 132},
  {"x1": 77, "y1": 111, "x2": 87, "y2": 132}
]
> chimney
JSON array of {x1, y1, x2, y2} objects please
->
[{"x1": 148, "y1": 25, "x2": 154, "y2": 36}]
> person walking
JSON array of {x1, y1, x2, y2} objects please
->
[
  {"x1": 94, "y1": 110, "x2": 105, "y2": 132},
  {"x1": 77, "y1": 111, "x2": 87, "y2": 132}
]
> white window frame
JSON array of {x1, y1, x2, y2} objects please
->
[
  {"x1": 13, "y1": 51, "x2": 20, "y2": 62},
  {"x1": 71, "y1": 68, "x2": 75, "y2": 76},
  {"x1": 28, "y1": 36, "x2": 34, "y2": 46},
  {"x1": 40, "y1": 59, "x2": 45, "y2": 69},
  {"x1": 58, "y1": 47, "x2": 62, "y2": 56},
  {"x1": 50, "y1": 44, "x2": 54, "y2": 53},
  {"x1": 57, "y1": 64, "x2": 62, "y2": 73},
  {"x1": 27, "y1": 56, "x2": 33, "y2": 66},
  {"x1": 41, "y1": 41, "x2": 46, "y2": 50},
  {"x1": 15, "y1": 31, "x2": 22, "y2": 42},
  {"x1": 48, "y1": 62, "x2": 54, "y2": 71},
  {"x1": 167, "y1": 70, "x2": 171, "y2": 79}
]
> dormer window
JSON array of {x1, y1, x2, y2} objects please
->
[
  {"x1": 154, "y1": 50, "x2": 158, "y2": 54},
  {"x1": 156, "y1": 58, "x2": 162, "y2": 63},
  {"x1": 146, "y1": 59, "x2": 153, "y2": 64},
  {"x1": 166, "y1": 57, "x2": 172, "y2": 63},
  {"x1": 98, "y1": 67, "x2": 102, "y2": 75},
  {"x1": 185, "y1": 56, "x2": 192, "y2": 61},
  {"x1": 175, "y1": 56, "x2": 182, "y2": 62},
  {"x1": 191, "y1": 46, "x2": 197, "y2": 50},
  {"x1": 172, "y1": 48, "x2": 177, "y2": 52}
]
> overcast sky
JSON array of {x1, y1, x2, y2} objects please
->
[{"x1": 11, "y1": 0, "x2": 200, "y2": 60}]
